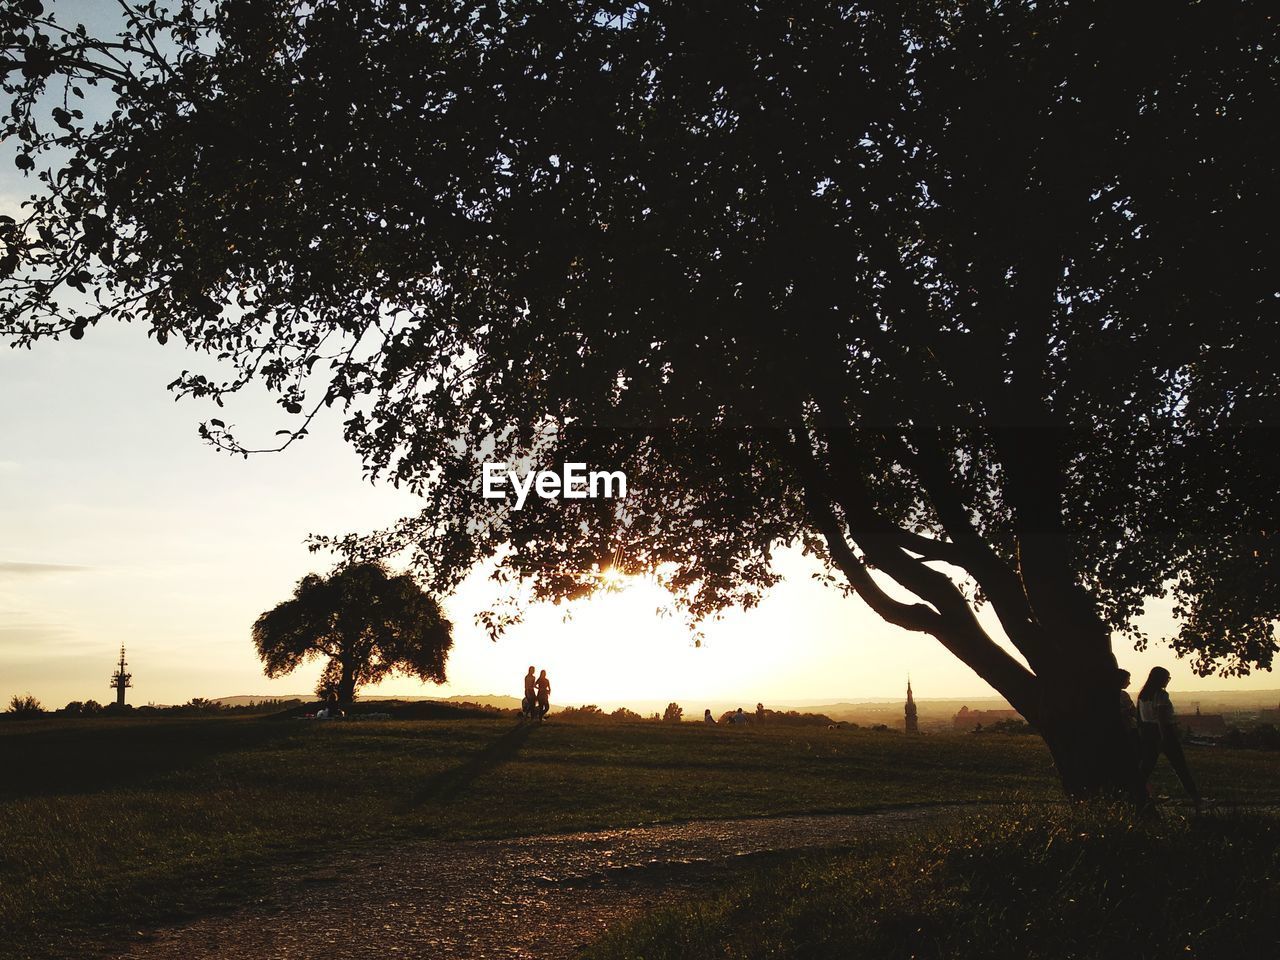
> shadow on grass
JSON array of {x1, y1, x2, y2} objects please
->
[
  {"x1": 0, "y1": 718, "x2": 293, "y2": 799},
  {"x1": 407, "y1": 720, "x2": 538, "y2": 807}
]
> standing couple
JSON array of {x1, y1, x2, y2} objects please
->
[{"x1": 523, "y1": 666, "x2": 551, "y2": 720}]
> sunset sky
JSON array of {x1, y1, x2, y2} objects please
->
[{"x1": 2, "y1": 315, "x2": 1276, "y2": 711}]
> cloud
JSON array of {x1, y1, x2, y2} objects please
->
[
  {"x1": 0, "y1": 620, "x2": 72, "y2": 643},
  {"x1": 0, "y1": 619, "x2": 86, "y2": 656},
  {"x1": 0, "y1": 561, "x2": 91, "y2": 576}
]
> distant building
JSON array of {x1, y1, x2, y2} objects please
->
[
  {"x1": 109, "y1": 646, "x2": 132, "y2": 707},
  {"x1": 904, "y1": 679, "x2": 918, "y2": 735},
  {"x1": 1178, "y1": 705, "x2": 1227, "y2": 738},
  {"x1": 953, "y1": 705, "x2": 1021, "y2": 731}
]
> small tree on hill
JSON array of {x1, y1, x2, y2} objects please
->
[
  {"x1": 6, "y1": 694, "x2": 43, "y2": 717},
  {"x1": 253, "y1": 562, "x2": 453, "y2": 706},
  {"x1": 663, "y1": 702, "x2": 684, "y2": 723}
]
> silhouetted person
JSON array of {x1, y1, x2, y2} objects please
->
[
  {"x1": 704, "y1": 708, "x2": 715, "y2": 725},
  {"x1": 1137, "y1": 666, "x2": 1203, "y2": 810},
  {"x1": 535, "y1": 669, "x2": 551, "y2": 720},
  {"x1": 1117, "y1": 668, "x2": 1149, "y2": 805},
  {"x1": 523, "y1": 666, "x2": 537, "y2": 719},
  {"x1": 756, "y1": 702, "x2": 765, "y2": 722},
  {"x1": 731, "y1": 707, "x2": 747, "y2": 725},
  {"x1": 1117, "y1": 669, "x2": 1137, "y2": 728}
]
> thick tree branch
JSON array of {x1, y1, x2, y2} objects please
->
[
  {"x1": 986, "y1": 253, "x2": 1114, "y2": 663},
  {"x1": 789, "y1": 408, "x2": 1038, "y2": 713},
  {"x1": 995, "y1": 425, "x2": 1112, "y2": 664},
  {"x1": 906, "y1": 430, "x2": 1057, "y2": 672},
  {"x1": 886, "y1": 526, "x2": 968, "y2": 565},
  {"x1": 790, "y1": 435, "x2": 944, "y2": 635}
]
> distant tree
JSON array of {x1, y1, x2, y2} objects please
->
[
  {"x1": 253, "y1": 562, "x2": 453, "y2": 706},
  {"x1": 61, "y1": 701, "x2": 84, "y2": 716},
  {"x1": 1223, "y1": 724, "x2": 1280, "y2": 751},
  {"x1": 3, "y1": 0, "x2": 1277, "y2": 800},
  {"x1": 82, "y1": 699, "x2": 103, "y2": 715},
  {"x1": 610, "y1": 706, "x2": 642, "y2": 722},
  {"x1": 976, "y1": 718, "x2": 1036, "y2": 736},
  {"x1": 557, "y1": 704, "x2": 604, "y2": 721},
  {"x1": 768, "y1": 710, "x2": 837, "y2": 728},
  {"x1": 663, "y1": 702, "x2": 684, "y2": 724},
  {"x1": 6, "y1": 694, "x2": 44, "y2": 717}
]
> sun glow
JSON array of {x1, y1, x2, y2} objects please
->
[{"x1": 599, "y1": 564, "x2": 629, "y2": 588}]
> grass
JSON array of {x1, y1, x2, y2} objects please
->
[
  {"x1": 1, "y1": 713, "x2": 1277, "y2": 959},
  {"x1": 584, "y1": 805, "x2": 1280, "y2": 960}
]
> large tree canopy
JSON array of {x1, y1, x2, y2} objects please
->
[
  {"x1": 253, "y1": 561, "x2": 454, "y2": 705},
  {"x1": 4, "y1": 0, "x2": 1277, "y2": 791}
]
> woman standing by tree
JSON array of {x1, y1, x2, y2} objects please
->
[{"x1": 1136, "y1": 667, "x2": 1204, "y2": 811}]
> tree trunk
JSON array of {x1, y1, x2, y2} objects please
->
[
  {"x1": 337, "y1": 658, "x2": 357, "y2": 707},
  {"x1": 1034, "y1": 676, "x2": 1141, "y2": 801}
]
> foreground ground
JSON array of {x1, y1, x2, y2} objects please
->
[
  {"x1": 116, "y1": 808, "x2": 959, "y2": 960},
  {"x1": 585, "y1": 805, "x2": 1280, "y2": 960},
  {"x1": 1, "y1": 713, "x2": 1277, "y2": 959}
]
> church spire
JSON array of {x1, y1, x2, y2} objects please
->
[{"x1": 904, "y1": 676, "x2": 919, "y2": 735}]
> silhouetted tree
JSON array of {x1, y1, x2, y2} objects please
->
[
  {"x1": 253, "y1": 563, "x2": 453, "y2": 706},
  {"x1": 2, "y1": 2, "x2": 1277, "y2": 796},
  {"x1": 182, "y1": 697, "x2": 223, "y2": 714},
  {"x1": 5, "y1": 694, "x2": 44, "y2": 717},
  {"x1": 663, "y1": 702, "x2": 683, "y2": 723},
  {"x1": 557, "y1": 704, "x2": 604, "y2": 721}
]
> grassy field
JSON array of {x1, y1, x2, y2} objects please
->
[
  {"x1": 585, "y1": 804, "x2": 1280, "y2": 960},
  {"x1": 1, "y1": 712, "x2": 1277, "y2": 959}
]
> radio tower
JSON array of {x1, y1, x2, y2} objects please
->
[{"x1": 110, "y1": 646, "x2": 132, "y2": 707}]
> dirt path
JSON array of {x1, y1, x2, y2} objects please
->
[{"x1": 114, "y1": 806, "x2": 972, "y2": 960}]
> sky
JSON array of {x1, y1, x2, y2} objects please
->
[{"x1": 2, "y1": 3, "x2": 1276, "y2": 714}]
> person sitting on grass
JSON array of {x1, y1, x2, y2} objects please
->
[
  {"x1": 704, "y1": 708, "x2": 716, "y2": 724},
  {"x1": 1136, "y1": 666, "x2": 1205, "y2": 812}
]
